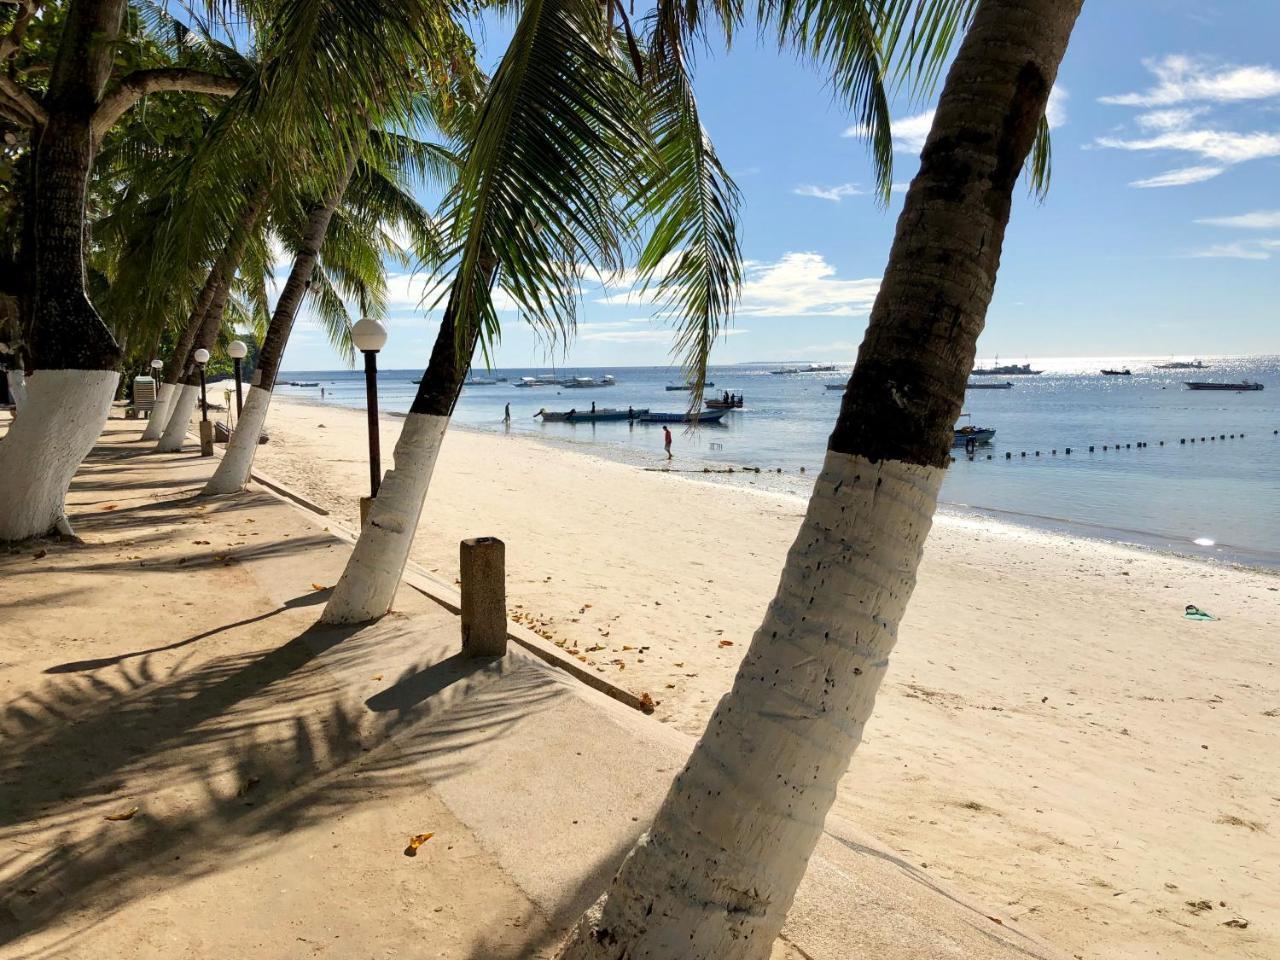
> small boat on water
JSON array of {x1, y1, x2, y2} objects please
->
[
  {"x1": 1101, "y1": 368, "x2": 1132, "y2": 376},
  {"x1": 706, "y1": 393, "x2": 743, "y2": 409},
  {"x1": 563, "y1": 375, "x2": 617, "y2": 389},
  {"x1": 971, "y1": 362, "x2": 1041, "y2": 376},
  {"x1": 514, "y1": 375, "x2": 561, "y2": 387},
  {"x1": 665, "y1": 382, "x2": 714, "y2": 391},
  {"x1": 1184, "y1": 380, "x2": 1264, "y2": 391},
  {"x1": 772, "y1": 363, "x2": 839, "y2": 375},
  {"x1": 288, "y1": 381, "x2": 319, "y2": 387},
  {"x1": 954, "y1": 413, "x2": 996, "y2": 447},
  {"x1": 465, "y1": 377, "x2": 498, "y2": 386},
  {"x1": 639, "y1": 409, "x2": 729, "y2": 424},
  {"x1": 536, "y1": 407, "x2": 648, "y2": 422},
  {"x1": 1156, "y1": 358, "x2": 1207, "y2": 370},
  {"x1": 967, "y1": 381, "x2": 1013, "y2": 390},
  {"x1": 825, "y1": 383, "x2": 845, "y2": 391}
]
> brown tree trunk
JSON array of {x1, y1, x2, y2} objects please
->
[
  {"x1": 555, "y1": 1, "x2": 1084, "y2": 957},
  {"x1": 252, "y1": 148, "x2": 361, "y2": 392},
  {"x1": 407, "y1": 253, "x2": 498, "y2": 417},
  {"x1": 26, "y1": 0, "x2": 127, "y2": 371}
]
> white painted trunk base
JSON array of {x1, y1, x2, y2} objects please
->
[
  {"x1": 155, "y1": 383, "x2": 199, "y2": 452},
  {"x1": 7, "y1": 370, "x2": 27, "y2": 413},
  {"x1": 141, "y1": 381, "x2": 177, "y2": 441},
  {"x1": 0, "y1": 369, "x2": 119, "y2": 541},
  {"x1": 321, "y1": 412, "x2": 448, "y2": 624},
  {"x1": 556, "y1": 450, "x2": 944, "y2": 960},
  {"x1": 203, "y1": 385, "x2": 271, "y2": 495}
]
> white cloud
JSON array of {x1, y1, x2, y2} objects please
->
[
  {"x1": 579, "y1": 328, "x2": 748, "y2": 343},
  {"x1": 597, "y1": 252, "x2": 880, "y2": 319},
  {"x1": 1135, "y1": 107, "x2": 1207, "y2": 131},
  {"x1": 1187, "y1": 239, "x2": 1280, "y2": 260},
  {"x1": 793, "y1": 183, "x2": 864, "y2": 202},
  {"x1": 849, "y1": 86, "x2": 1067, "y2": 155},
  {"x1": 1196, "y1": 210, "x2": 1280, "y2": 229},
  {"x1": 738, "y1": 253, "x2": 880, "y2": 317},
  {"x1": 1129, "y1": 165, "x2": 1226, "y2": 188},
  {"x1": 1101, "y1": 55, "x2": 1280, "y2": 107},
  {"x1": 1095, "y1": 128, "x2": 1280, "y2": 165}
]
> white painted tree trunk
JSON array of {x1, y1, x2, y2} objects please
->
[
  {"x1": 141, "y1": 381, "x2": 177, "y2": 441},
  {"x1": 321, "y1": 412, "x2": 448, "y2": 624},
  {"x1": 202, "y1": 385, "x2": 270, "y2": 494},
  {"x1": 557, "y1": 451, "x2": 943, "y2": 959},
  {"x1": 0, "y1": 369, "x2": 119, "y2": 541},
  {"x1": 6, "y1": 370, "x2": 27, "y2": 413},
  {"x1": 155, "y1": 383, "x2": 199, "y2": 452}
]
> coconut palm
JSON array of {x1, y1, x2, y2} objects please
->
[
  {"x1": 320, "y1": 0, "x2": 738, "y2": 623},
  {"x1": 553, "y1": 0, "x2": 1081, "y2": 955},
  {"x1": 0, "y1": 0, "x2": 242, "y2": 540}
]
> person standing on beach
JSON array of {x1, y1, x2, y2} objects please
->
[
  {"x1": 320, "y1": 387, "x2": 325, "y2": 400},
  {"x1": 503, "y1": 402, "x2": 511, "y2": 425},
  {"x1": 663, "y1": 425, "x2": 673, "y2": 459}
]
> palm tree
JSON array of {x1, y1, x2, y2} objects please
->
[
  {"x1": 553, "y1": 0, "x2": 1081, "y2": 955},
  {"x1": 320, "y1": 0, "x2": 739, "y2": 624},
  {"x1": 0, "y1": 0, "x2": 241, "y2": 541}
]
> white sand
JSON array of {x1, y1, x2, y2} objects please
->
[{"x1": 255, "y1": 398, "x2": 1280, "y2": 960}]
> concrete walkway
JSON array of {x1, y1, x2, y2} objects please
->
[{"x1": 0, "y1": 417, "x2": 1067, "y2": 960}]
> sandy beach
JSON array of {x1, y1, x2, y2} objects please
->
[{"x1": 247, "y1": 397, "x2": 1280, "y2": 959}]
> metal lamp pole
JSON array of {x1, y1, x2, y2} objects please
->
[
  {"x1": 227, "y1": 340, "x2": 247, "y2": 417},
  {"x1": 193, "y1": 348, "x2": 213, "y2": 456},
  {"x1": 350, "y1": 318, "x2": 388, "y2": 522}
]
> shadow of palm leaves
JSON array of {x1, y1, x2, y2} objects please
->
[{"x1": 1, "y1": 617, "x2": 563, "y2": 953}]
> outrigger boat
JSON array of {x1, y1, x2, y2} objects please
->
[
  {"x1": 971, "y1": 361, "x2": 1041, "y2": 376},
  {"x1": 665, "y1": 382, "x2": 714, "y2": 391},
  {"x1": 639, "y1": 409, "x2": 729, "y2": 424},
  {"x1": 1156, "y1": 358, "x2": 1207, "y2": 370},
  {"x1": 1184, "y1": 380, "x2": 1264, "y2": 391},
  {"x1": 536, "y1": 407, "x2": 648, "y2": 422},
  {"x1": 1101, "y1": 368, "x2": 1132, "y2": 376},
  {"x1": 563, "y1": 375, "x2": 617, "y2": 388},
  {"x1": 966, "y1": 381, "x2": 1013, "y2": 389},
  {"x1": 771, "y1": 363, "x2": 839, "y2": 375},
  {"x1": 825, "y1": 383, "x2": 845, "y2": 391}
]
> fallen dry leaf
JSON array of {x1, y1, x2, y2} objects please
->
[
  {"x1": 718, "y1": 640, "x2": 734, "y2": 647},
  {"x1": 311, "y1": 583, "x2": 329, "y2": 591},
  {"x1": 101, "y1": 504, "x2": 118, "y2": 511},
  {"x1": 638, "y1": 692, "x2": 656, "y2": 714},
  {"x1": 104, "y1": 806, "x2": 139, "y2": 822},
  {"x1": 32, "y1": 549, "x2": 47, "y2": 560},
  {"x1": 404, "y1": 833, "x2": 434, "y2": 857},
  {"x1": 193, "y1": 540, "x2": 210, "y2": 545}
]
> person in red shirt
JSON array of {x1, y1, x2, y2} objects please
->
[{"x1": 663, "y1": 425, "x2": 673, "y2": 460}]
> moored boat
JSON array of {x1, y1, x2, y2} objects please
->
[
  {"x1": 771, "y1": 363, "x2": 839, "y2": 375},
  {"x1": 706, "y1": 393, "x2": 743, "y2": 409},
  {"x1": 1156, "y1": 358, "x2": 1207, "y2": 370},
  {"x1": 536, "y1": 407, "x2": 648, "y2": 422},
  {"x1": 639, "y1": 409, "x2": 729, "y2": 424},
  {"x1": 665, "y1": 382, "x2": 714, "y2": 391},
  {"x1": 1184, "y1": 380, "x2": 1264, "y2": 391},
  {"x1": 953, "y1": 425, "x2": 996, "y2": 445},
  {"x1": 824, "y1": 383, "x2": 845, "y2": 391},
  {"x1": 971, "y1": 362, "x2": 1041, "y2": 376},
  {"x1": 1101, "y1": 368, "x2": 1131, "y2": 376},
  {"x1": 966, "y1": 381, "x2": 1013, "y2": 389}
]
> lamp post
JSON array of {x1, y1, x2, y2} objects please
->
[
  {"x1": 351, "y1": 318, "x2": 387, "y2": 524},
  {"x1": 150, "y1": 358, "x2": 163, "y2": 380},
  {"x1": 193, "y1": 348, "x2": 213, "y2": 456},
  {"x1": 227, "y1": 340, "x2": 247, "y2": 417}
]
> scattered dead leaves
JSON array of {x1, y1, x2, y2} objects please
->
[{"x1": 404, "y1": 833, "x2": 434, "y2": 857}]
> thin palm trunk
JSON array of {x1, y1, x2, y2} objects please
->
[
  {"x1": 555, "y1": 1, "x2": 1082, "y2": 956},
  {"x1": 153, "y1": 185, "x2": 269, "y2": 449},
  {"x1": 320, "y1": 258, "x2": 491, "y2": 624},
  {"x1": 0, "y1": 0, "x2": 127, "y2": 541},
  {"x1": 203, "y1": 146, "x2": 361, "y2": 494}
]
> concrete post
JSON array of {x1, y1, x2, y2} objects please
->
[
  {"x1": 460, "y1": 537, "x2": 507, "y2": 657},
  {"x1": 199, "y1": 420, "x2": 215, "y2": 457}
]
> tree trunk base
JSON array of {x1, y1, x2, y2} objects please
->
[
  {"x1": 141, "y1": 381, "x2": 177, "y2": 441},
  {"x1": 0, "y1": 369, "x2": 119, "y2": 542},
  {"x1": 203, "y1": 385, "x2": 270, "y2": 494},
  {"x1": 155, "y1": 383, "x2": 199, "y2": 452},
  {"x1": 6, "y1": 370, "x2": 27, "y2": 414},
  {"x1": 321, "y1": 412, "x2": 448, "y2": 624}
]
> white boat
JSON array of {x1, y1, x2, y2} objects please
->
[{"x1": 771, "y1": 363, "x2": 840, "y2": 375}]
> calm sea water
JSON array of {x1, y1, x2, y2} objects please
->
[{"x1": 277, "y1": 355, "x2": 1280, "y2": 568}]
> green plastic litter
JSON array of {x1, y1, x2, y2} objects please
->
[{"x1": 1184, "y1": 605, "x2": 1218, "y2": 621}]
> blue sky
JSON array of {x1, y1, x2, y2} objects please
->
[{"x1": 281, "y1": 0, "x2": 1280, "y2": 372}]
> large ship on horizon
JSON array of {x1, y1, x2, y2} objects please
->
[{"x1": 970, "y1": 360, "x2": 1042, "y2": 376}]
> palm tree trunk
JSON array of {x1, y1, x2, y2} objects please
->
[
  {"x1": 555, "y1": 1, "x2": 1082, "y2": 956},
  {"x1": 320, "y1": 257, "x2": 492, "y2": 625},
  {"x1": 0, "y1": 0, "x2": 127, "y2": 541},
  {"x1": 152, "y1": 185, "x2": 269, "y2": 449},
  {"x1": 143, "y1": 267, "x2": 220, "y2": 442},
  {"x1": 203, "y1": 146, "x2": 361, "y2": 495}
]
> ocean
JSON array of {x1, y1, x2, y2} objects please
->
[{"x1": 275, "y1": 355, "x2": 1280, "y2": 569}]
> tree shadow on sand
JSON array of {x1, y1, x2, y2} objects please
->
[{"x1": 1, "y1": 614, "x2": 564, "y2": 957}]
